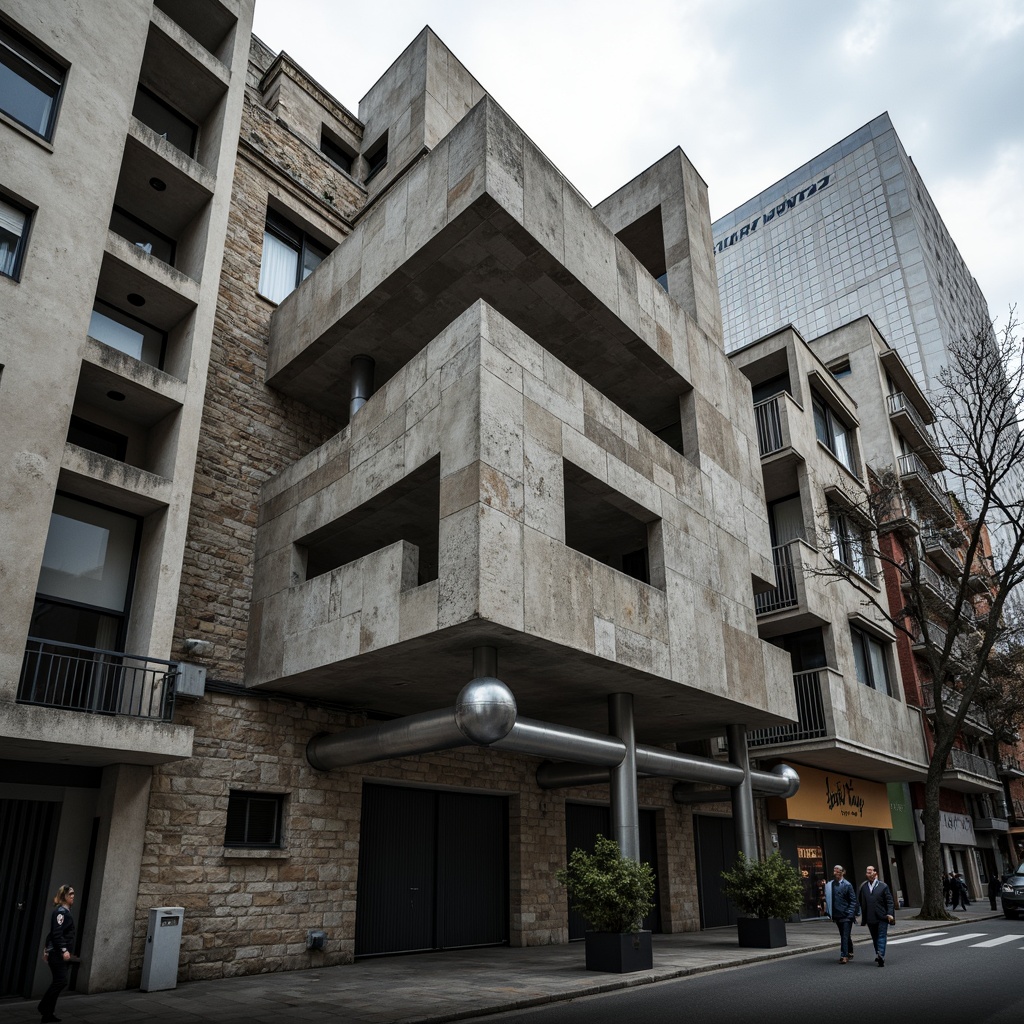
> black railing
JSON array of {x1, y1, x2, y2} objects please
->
[
  {"x1": 946, "y1": 747, "x2": 998, "y2": 782},
  {"x1": 19, "y1": 637, "x2": 178, "y2": 722},
  {"x1": 755, "y1": 543, "x2": 800, "y2": 615},
  {"x1": 748, "y1": 670, "x2": 828, "y2": 747}
]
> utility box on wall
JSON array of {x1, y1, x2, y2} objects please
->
[{"x1": 140, "y1": 907, "x2": 185, "y2": 991}]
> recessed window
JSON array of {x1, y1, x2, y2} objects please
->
[
  {"x1": 830, "y1": 506, "x2": 867, "y2": 576},
  {"x1": 132, "y1": 86, "x2": 197, "y2": 157},
  {"x1": 225, "y1": 791, "x2": 284, "y2": 848},
  {"x1": 67, "y1": 416, "x2": 128, "y2": 461},
  {"x1": 0, "y1": 22, "x2": 64, "y2": 140},
  {"x1": 829, "y1": 358, "x2": 852, "y2": 380},
  {"x1": 320, "y1": 128, "x2": 354, "y2": 175},
  {"x1": 110, "y1": 206, "x2": 175, "y2": 265},
  {"x1": 88, "y1": 299, "x2": 166, "y2": 368},
  {"x1": 812, "y1": 393, "x2": 856, "y2": 473},
  {"x1": 258, "y1": 208, "x2": 328, "y2": 304},
  {"x1": 851, "y1": 626, "x2": 891, "y2": 695},
  {"x1": 364, "y1": 132, "x2": 388, "y2": 181},
  {"x1": 0, "y1": 195, "x2": 29, "y2": 280}
]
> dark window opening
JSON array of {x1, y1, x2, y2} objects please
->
[
  {"x1": 615, "y1": 206, "x2": 668, "y2": 290},
  {"x1": 320, "y1": 128, "x2": 354, "y2": 174},
  {"x1": 364, "y1": 132, "x2": 388, "y2": 181},
  {"x1": 563, "y1": 460, "x2": 658, "y2": 586},
  {"x1": 132, "y1": 86, "x2": 197, "y2": 157},
  {"x1": 67, "y1": 416, "x2": 128, "y2": 462},
  {"x1": 302, "y1": 454, "x2": 440, "y2": 584},
  {"x1": 654, "y1": 420, "x2": 684, "y2": 456},
  {"x1": 87, "y1": 299, "x2": 167, "y2": 368},
  {"x1": 0, "y1": 21, "x2": 64, "y2": 140},
  {"x1": 258, "y1": 207, "x2": 329, "y2": 304},
  {"x1": 750, "y1": 372, "x2": 792, "y2": 405},
  {"x1": 829, "y1": 358, "x2": 852, "y2": 380},
  {"x1": 225, "y1": 791, "x2": 284, "y2": 848},
  {"x1": 110, "y1": 206, "x2": 176, "y2": 265},
  {"x1": 0, "y1": 194, "x2": 30, "y2": 280},
  {"x1": 777, "y1": 628, "x2": 828, "y2": 673}
]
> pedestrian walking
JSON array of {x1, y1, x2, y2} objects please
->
[
  {"x1": 988, "y1": 873, "x2": 1001, "y2": 911},
  {"x1": 824, "y1": 864, "x2": 859, "y2": 963},
  {"x1": 38, "y1": 883, "x2": 76, "y2": 1024},
  {"x1": 857, "y1": 865, "x2": 896, "y2": 967},
  {"x1": 942, "y1": 871, "x2": 953, "y2": 906},
  {"x1": 951, "y1": 872, "x2": 970, "y2": 911}
]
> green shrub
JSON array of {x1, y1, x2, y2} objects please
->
[
  {"x1": 720, "y1": 851, "x2": 804, "y2": 920},
  {"x1": 556, "y1": 834, "x2": 656, "y2": 933}
]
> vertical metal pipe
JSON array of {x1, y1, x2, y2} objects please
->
[
  {"x1": 349, "y1": 355, "x2": 375, "y2": 418},
  {"x1": 472, "y1": 646, "x2": 497, "y2": 679},
  {"x1": 608, "y1": 693, "x2": 640, "y2": 862},
  {"x1": 727, "y1": 723, "x2": 758, "y2": 861}
]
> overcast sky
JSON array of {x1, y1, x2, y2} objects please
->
[{"x1": 252, "y1": 0, "x2": 1023, "y2": 328}]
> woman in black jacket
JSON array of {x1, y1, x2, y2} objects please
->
[{"x1": 38, "y1": 883, "x2": 76, "y2": 1024}]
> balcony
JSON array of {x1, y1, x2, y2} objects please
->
[
  {"x1": 18, "y1": 638, "x2": 178, "y2": 723},
  {"x1": 748, "y1": 669, "x2": 828, "y2": 746},
  {"x1": 755, "y1": 543, "x2": 800, "y2": 615},
  {"x1": 918, "y1": 683, "x2": 992, "y2": 737},
  {"x1": 998, "y1": 755, "x2": 1024, "y2": 779},
  {"x1": 886, "y1": 393, "x2": 943, "y2": 472},
  {"x1": 898, "y1": 452, "x2": 954, "y2": 525},
  {"x1": 904, "y1": 561, "x2": 957, "y2": 611},
  {"x1": 973, "y1": 815, "x2": 1010, "y2": 832},
  {"x1": 1009, "y1": 799, "x2": 1024, "y2": 827},
  {"x1": 942, "y1": 747, "x2": 1001, "y2": 792},
  {"x1": 921, "y1": 529, "x2": 963, "y2": 576}
]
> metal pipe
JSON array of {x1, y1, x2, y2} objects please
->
[
  {"x1": 634, "y1": 746, "x2": 745, "y2": 786},
  {"x1": 349, "y1": 355, "x2": 375, "y2": 418},
  {"x1": 609, "y1": 694, "x2": 640, "y2": 861},
  {"x1": 727, "y1": 724, "x2": 758, "y2": 860},
  {"x1": 535, "y1": 762, "x2": 612, "y2": 789},
  {"x1": 490, "y1": 718, "x2": 626, "y2": 765}
]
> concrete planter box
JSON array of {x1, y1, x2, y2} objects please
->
[
  {"x1": 584, "y1": 930, "x2": 653, "y2": 972},
  {"x1": 736, "y1": 917, "x2": 787, "y2": 948}
]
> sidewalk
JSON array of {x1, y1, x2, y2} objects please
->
[{"x1": 0, "y1": 905, "x2": 1002, "y2": 1024}]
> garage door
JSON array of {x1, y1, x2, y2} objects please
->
[{"x1": 355, "y1": 784, "x2": 508, "y2": 956}]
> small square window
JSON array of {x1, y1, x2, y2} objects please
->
[
  {"x1": 320, "y1": 128, "x2": 354, "y2": 175},
  {"x1": 0, "y1": 22, "x2": 64, "y2": 140},
  {"x1": 258, "y1": 208, "x2": 328, "y2": 304},
  {"x1": 225, "y1": 791, "x2": 284, "y2": 848},
  {"x1": 0, "y1": 195, "x2": 29, "y2": 280},
  {"x1": 364, "y1": 132, "x2": 388, "y2": 182}
]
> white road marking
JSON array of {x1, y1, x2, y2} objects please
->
[
  {"x1": 883, "y1": 932, "x2": 948, "y2": 945},
  {"x1": 922, "y1": 933, "x2": 988, "y2": 946},
  {"x1": 970, "y1": 935, "x2": 1021, "y2": 948}
]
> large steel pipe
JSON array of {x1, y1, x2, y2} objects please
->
[
  {"x1": 490, "y1": 718, "x2": 626, "y2": 765},
  {"x1": 307, "y1": 676, "x2": 517, "y2": 770},
  {"x1": 727, "y1": 724, "x2": 757, "y2": 860}
]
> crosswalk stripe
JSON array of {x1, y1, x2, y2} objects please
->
[
  {"x1": 970, "y1": 936, "x2": 1021, "y2": 948},
  {"x1": 883, "y1": 932, "x2": 947, "y2": 945},
  {"x1": 922, "y1": 933, "x2": 988, "y2": 946}
]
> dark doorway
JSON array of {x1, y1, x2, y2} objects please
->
[
  {"x1": 355, "y1": 784, "x2": 508, "y2": 956},
  {"x1": 0, "y1": 799, "x2": 60, "y2": 997},
  {"x1": 693, "y1": 814, "x2": 739, "y2": 928},
  {"x1": 564, "y1": 803, "x2": 662, "y2": 939}
]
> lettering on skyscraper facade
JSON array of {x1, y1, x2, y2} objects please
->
[{"x1": 714, "y1": 173, "x2": 835, "y2": 254}]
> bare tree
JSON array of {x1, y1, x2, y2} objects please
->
[{"x1": 815, "y1": 310, "x2": 1024, "y2": 918}]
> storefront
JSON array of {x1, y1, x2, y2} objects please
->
[
  {"x1": 885, "y1": 782, "x2": 923, "y2": 906},
  {"x1": 914, "y1": 808, "x2": 983, "y2": 899},
  {"x1": 766, "y1": 764, "x2": 893, "y2": 918}
]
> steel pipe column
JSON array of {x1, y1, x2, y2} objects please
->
[
  {"x1": 726, "y1": 723, "x2": 758, "y2": 861},
  {"x1": 349, "y1": 355, "x2": 375, "y2": 418},
  {"x1": 608, "y1": 693, "x2": 640, "y2": 862}
]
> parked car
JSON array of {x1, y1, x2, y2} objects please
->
[{"x1": 1000, "y1": 863, "x2": 1024, "y2": 918}]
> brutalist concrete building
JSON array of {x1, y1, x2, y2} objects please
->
[{"x1": 2, "y1": 6, "x2": 807, "y2": 994}]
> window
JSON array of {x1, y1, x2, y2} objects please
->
[
  {"x1": 32, "y1": 494, "x2": 141, "y2": 653},
  {"x1": 258, "y1": 208, "x2": 328, "y2": 304},
  {"x1": 320, "y1": 128, "x2": 354, "y2": 174},
  {"x1": 87, "y1": 299, "x2": 167, "y2": 368},
  {"x1": 0, "y1": 22, "x2": 64, "y2": 140},
  {"x1": 110, "y1": 206, "x2": 175, "y2": 265},
  {"x1": 812, "y1": 393, "x2": 855, "y2": 473},
  {"x1": 132, "y1": 86, "x2": 197, "y2": 157},
  {"x1": 829, "y1": 358, "x2": 852, "y2": 380},
  {"x1": 851, "y1": 626, "x2": 891, "y2": 695},
  {"x1": 364, "y1": 132, "x2": 388, "y2": 181},
  {"x1": 830, "y1": 507, "x2": 867, "y2": 576},
  {"x1": 0, "y1": 195, "x2": 29, "y2": 279},
  {"x1": 225, "y1": 791, "x2": 284, "y2": 848},
  {"x1": 67, "y1": 416, "x2": 128, "y2": 461}
]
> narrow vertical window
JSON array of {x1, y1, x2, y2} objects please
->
[
  {"x1": 258, "y1": 209, "x2": 328, "y2": 304},
  {"x1": 0, "y1": 196, "x2": 29, "y2": 279}
]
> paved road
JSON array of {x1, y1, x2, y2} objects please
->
[{"x1": 473, "y1": 919, "x2": 1024, "y2": 1024}]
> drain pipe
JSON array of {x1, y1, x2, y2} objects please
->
[
  {"x1": 727, "y1": 723, "x2": 757, "y2": 861},
  {"x1": 609, "y1": 694, "x2": 640, "y2": 861},
  {"x1": 349, "y1": 355, "x2": 375, "y2": 418}
]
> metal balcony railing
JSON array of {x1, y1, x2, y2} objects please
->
[
  {"x1": 887, "y1": 392, "x2": 936, "y2": 443},
  {"x1": 998, "y1": 755, "x2": 1024, "y2": 778},
  {"x1": 753, "y1": 394, "x2": 785, "y2": 456},
  {"x1": 755, "y1": 542, "x2": 800, "y2": 615},
  {"x1": 897, "y1": 452, "x2": 953, "y2": 520},
  {"x1": 19, "y1": 637, "x2": 178, "y2": 722},
  {"x1": 946, "y1": 747, "x2": 998, "y2": 782},
  {"x1": 919, "y1": 561, "x2": 957, "y2": 607},
  {"x1": 921, "y1": 529, "x2": 963, "y2": 573},
  {"x1": 1010, "y1": 799, "x2": 1024, "y2": 826},
  {"x1": 748, "y1": 670, "x2": 828, "y2": 747}
]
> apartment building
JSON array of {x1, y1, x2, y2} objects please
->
[{"x1": 2, "y1": 9, "x2": 806, "y2": 995}]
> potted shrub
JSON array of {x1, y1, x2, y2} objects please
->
[
  {"x1": 556, "y1": 834, "x2": 656, "y2": 972},
  {"x1": 720, "y1": 851, "x2": 803, "y2": 948}
]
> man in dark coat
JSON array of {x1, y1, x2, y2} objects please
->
[
  {"x1": 858, "y1": 865, "x2": 895, "y2": 967},
  {"x1": 825, "y1": 864, "x2": 859, "y2": 963},
  {"x1": 951, "y1": 872, "x2": 971, "y2": 910},
  {"x1": 942, "y1": 872, "x2": 952, "y2": 906}
]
